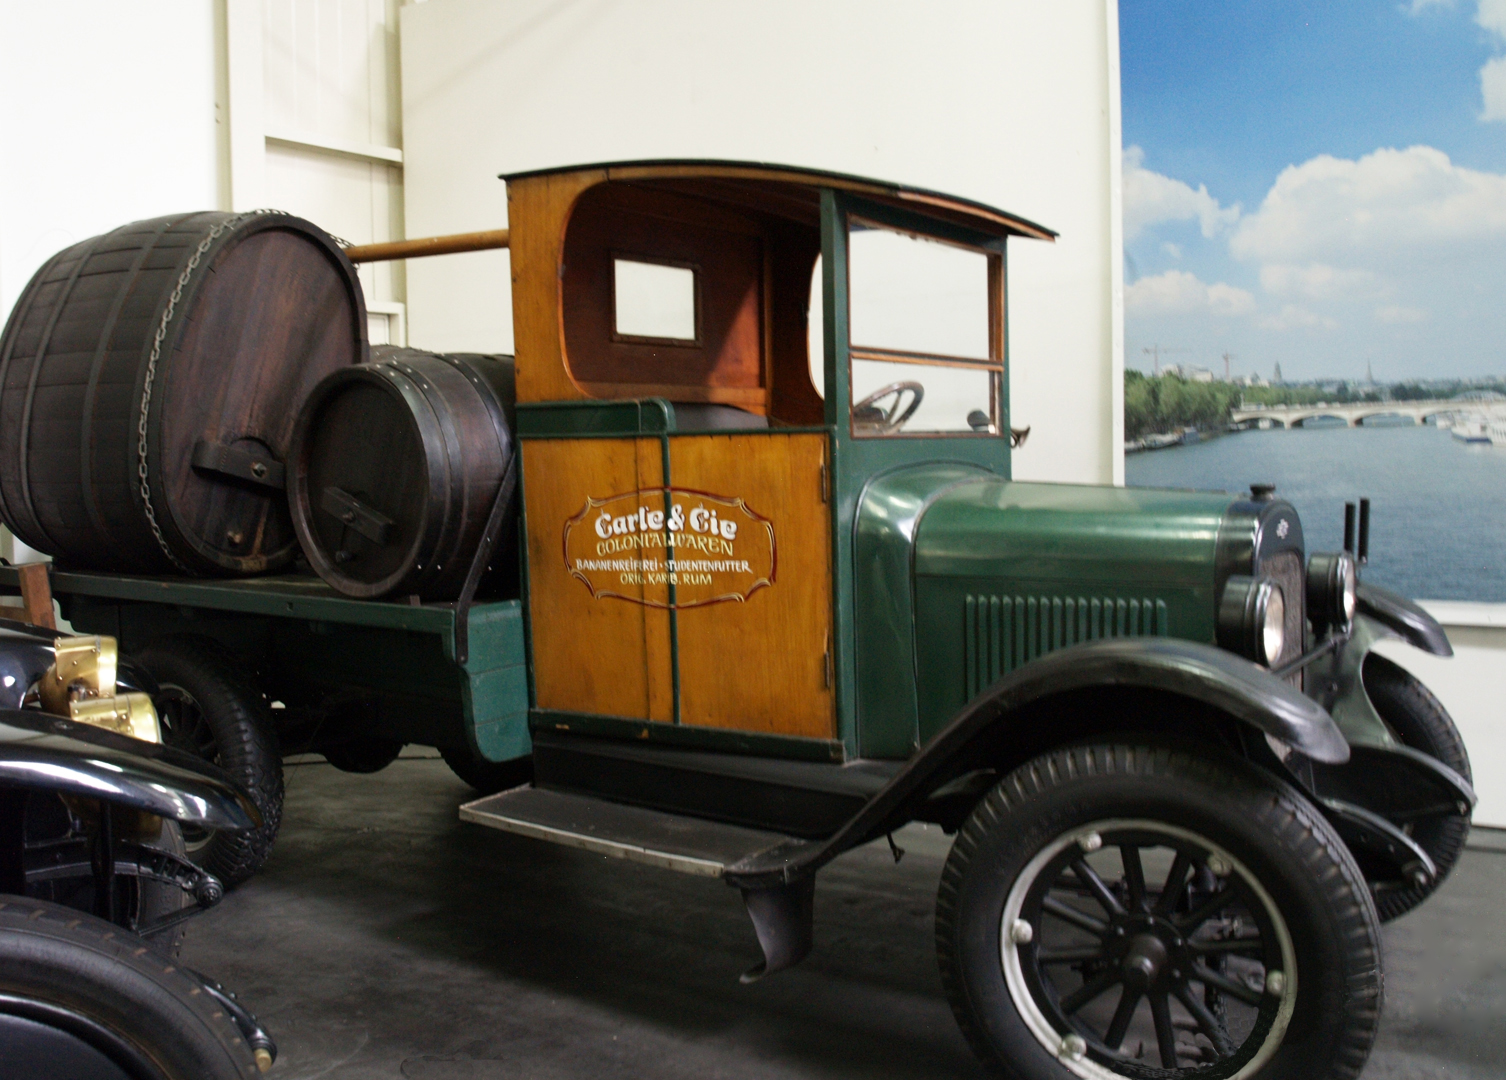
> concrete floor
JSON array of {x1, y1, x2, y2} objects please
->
[{"x1": 179, "y1": 755, "x2": 1506, "y2": 1080}]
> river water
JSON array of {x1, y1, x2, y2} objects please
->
[{"x1": 1124, "y1": 422, "x2": 1506, "y2": 603}]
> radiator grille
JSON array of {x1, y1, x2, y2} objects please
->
[
  {"x1": 963, "y1": 594, "x2": 1169, "y2": 698},
  {"x1": 1259, "y1": 549, "x2": 1306, "y2": 678}
]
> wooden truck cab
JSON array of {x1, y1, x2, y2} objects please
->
[{"x1": 505, "y1": 162, "x2": 1052, "y2": 757}]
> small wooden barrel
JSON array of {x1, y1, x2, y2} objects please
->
[
  {"x1": 0, "y1": 211, "x2": 365, "y2": 575},
  {"x1": 288, "y1": 347, "x2": 517, "y2": 600}
]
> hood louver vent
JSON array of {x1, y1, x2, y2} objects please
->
[{"x1": 963, "y1": 594, "x2": 1169, "y2": 698}]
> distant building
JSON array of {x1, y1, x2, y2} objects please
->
[
  {"x1": 1188, "y1": 367, "x2": 1215, "y2": 383},
  {"x1": 1273, "y1": 362, "x2": 1283, "y2": 383}
]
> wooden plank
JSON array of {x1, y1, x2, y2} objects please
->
[
  {"x1": 575, "y1": 383, "x2": 767, "y2": 409},
  {"x1": 522, "y1": 437, "x2": 671, "y2": 721},
  {"x1": 669, "y1": 433, "x2": 834, "y2": 739},
  {"x1": 508, "y1": 170, "x2": 606, "y2": 405},
  {"x1": 16, "y1": 563, "x2": 55, "y2": 629},
  {"x1": 560, "y1": 183, "x2": 766, "y2": 404}
]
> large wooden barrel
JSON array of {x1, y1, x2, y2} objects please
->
[
  {"x1": 0, "y1": 211, "x2": 365, "y2": 575},
  {"x1": 288, "y1": 347, "x2": 517, "y2": 600}
]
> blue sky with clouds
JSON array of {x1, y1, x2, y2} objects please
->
[{"x1": 1119, "y1": 0, "x2": 1506, "y2": 382}]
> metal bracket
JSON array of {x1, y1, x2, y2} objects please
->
[
  {"x1": 738, "y1": 876, "x2": 816, "y2": 983},
  {"x1": 1318, "y1": 796, "x2": 1437, "y2": 887},
  {"x1": 191, "y1": 438, "x2": 286, "y2": 491},
  {"x1": 452, "y1": 455, "x2": 519, "y2": 666},
  {"x1": 26, "y1": 835, "x2": 226, "y2": 917},
  {"x1": 320, "y1": 486, "x2": 394, "y2": 545}
]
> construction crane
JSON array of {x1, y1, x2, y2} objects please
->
[{"x1": 1142, "y1": 344, "x2": 1188, "y2": 376}]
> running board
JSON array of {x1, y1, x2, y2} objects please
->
[{"x1": 459, "y1": 785, "x2": 794, "y2": 878}]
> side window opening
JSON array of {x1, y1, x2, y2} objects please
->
[
  {"x1": 847, "y1": 222, "x2": 999, "y2": 437},
  {"x1": 613, "y1": 258, "x2": 698, "y2": 343}
]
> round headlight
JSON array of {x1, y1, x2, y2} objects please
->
[
  {"x1": 1262, "y1": 585, "x2": 1286, "y2": 666},
  {"x1": 1217, "y1": 575, "x2": 1287, "y2": 667},
  {"x1": 1306, "y1": 551, "x2": 1357, "y2": 634}
]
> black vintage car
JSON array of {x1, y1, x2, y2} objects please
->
[{"x1": 0, "y1": 616, "x2": 277, "y2": 1079}]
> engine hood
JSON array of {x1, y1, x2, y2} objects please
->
[{"x1": 913, "y1": 478, "x2": 1235, "y2": 589}]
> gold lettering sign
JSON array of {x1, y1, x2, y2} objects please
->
[{"x1": 563, "y1": 488, "x2": 775, "y2": 608}]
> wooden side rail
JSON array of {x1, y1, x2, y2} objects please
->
[{"x1": 343, "y1": 229, "x2": 510, "y2": 263}]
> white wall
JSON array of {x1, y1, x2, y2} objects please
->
[
  {"x1": 229, "y1": 0, "x2": 409, "y2": 343},
  {"x1": 400, "y1": 0, "x2": 1125, "y2": 485},
  {"x1": 0, "y1": 2, "x2": 223, "y2": 322}
]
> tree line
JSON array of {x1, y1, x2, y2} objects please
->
[{"x1": 1120, "y1": 372, "x2": 1502, "y2": 440}]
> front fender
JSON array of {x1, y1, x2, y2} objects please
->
[
  {"x1": 0, "y1": 709, "x2": 259, "y2": 830},
  {"x1": 1356, "y1": 583, "x2": 1452, "y2": 657},
  {"x1": 726, "y1": 637, "x2": 1346, "y2": 890}
]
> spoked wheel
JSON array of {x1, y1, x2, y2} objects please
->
[
  {"x1": 937, "y1": 744, "x2": 1383, "y2": 1080},
  {"x1": 138, "y1": 637, "x2": 283, "y2": 886},
  {"x1": 1005, "y1": 821, "x2": 1294, "y2": 1074}
]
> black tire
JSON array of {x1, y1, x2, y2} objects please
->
[
  {"x1": 136, "y1": 637, "x2": 283, "y2": 886},
  {"x1": 936, "y1": 744, "x2": 1383, "y2": 1080},
  {"x1": 1362, "y1": 653, "x2": 1473, "y2": 922},
  {"x1": 322, "y1": 736, "x2": 405, "y2": 774},
  {"x1": 439, "y1": 744, "x2": 532, "y2": 795},
  {"x1": 0, "y1": 894, "x2": 261, "y2": 1079}
]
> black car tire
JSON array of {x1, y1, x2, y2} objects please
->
[
  {"x1": 439, "y1": 744, "x2": 532, "y2": 794},
  {"x1": 1362, "y1": 653, "x2": 1473, "y2": 922},
  {"x1": 0, "y1": 894, "x2": 261, "y2": 1079},
  {"x1": 936, "y1": 743, "x2": 1382, "y2": 1080},
  {"x1": 322, "y1": 736, "x2": 406, "y2": 774},
  {"x1": 136, "y1": 637, "x2": 283, "y2": 886}
]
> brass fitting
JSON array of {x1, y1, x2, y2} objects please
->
[
  {"x1": 39, "y1": 636, "x2": 118, "y2": 713},
  {"x1": 69, "y1": 691, "x2": 162, "y2": 743},
  {"x1": 38, "y1": 635, "x2": 161, "y2": 744}
]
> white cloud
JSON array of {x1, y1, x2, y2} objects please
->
[
  {"x1": 1161, "y1": 242, "x2": 1182, "y2": 259},
  {"x1": 1229, "y1": 146, "x2": 1506, "y2": 262},
  {"x1": 1405, "y1": 0, "x2": 1455, "y2": 13},
  {"x1": 1122, "y1": 146, "x2": 1241, "y2": 241},
  {"x1": 1478, "y1": 1, "x2": 1506, "y2": 120},
  {"x1": 1480, "y1": 0, "x2": 1506, "y2": 36},
  {"x1": 1482, "y1": 55, "x2": 1506, "y2": 121},
  {"x1": 1376, "y1": 304, "x2": 1429, "y2": 324},
  {"x1": 1259, "y1": 263, "x2": 1377, "y2": 300},
  {"x1": 1126, "y1": 270, "x2": 1256, "y2": 317},
  {"x1": 1259, "y1": 304, "x2": 1339, "y2": 332}
]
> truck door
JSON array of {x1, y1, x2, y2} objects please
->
[{"x1": 523, "y1": 430, "x2": 834, "y2": 740}]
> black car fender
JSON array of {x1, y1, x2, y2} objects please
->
[
  {"x1": 1355, "y1": 582, "x2": 1452, "y2": 657},
  {"x1": 725, "y1": 637, "x2": 1347, "y2": 978},
  {"x1": 0, "y1": 708, "x2": 259, "y2": 830},
  {"x1": 1293, "y1": 593, "x2": 1474, "y2": 886}
]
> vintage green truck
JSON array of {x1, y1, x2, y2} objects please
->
[{"x1": 0, "y1": 161, "x2": 1476, "y2": 1079}]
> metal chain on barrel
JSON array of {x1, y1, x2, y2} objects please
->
[{"x1": 136, "y1": 210, "x2": 289, "y2": 573}]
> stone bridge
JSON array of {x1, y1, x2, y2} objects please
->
[{"x1": 1230, "y1": 399, "x2": 1463, "y2": 429}]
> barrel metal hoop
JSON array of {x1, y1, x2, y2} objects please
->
[{"x1": 135, "y1": 210, "x2": 288, "y2": 573}]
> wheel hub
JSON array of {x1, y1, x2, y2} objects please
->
[{"x1": 1119, "y1": 932, "x2": 1168, "y2": 989}]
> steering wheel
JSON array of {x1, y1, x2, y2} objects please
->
[{"x1": 853, "y1": 381, "x2": 925, "y2": 434}]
